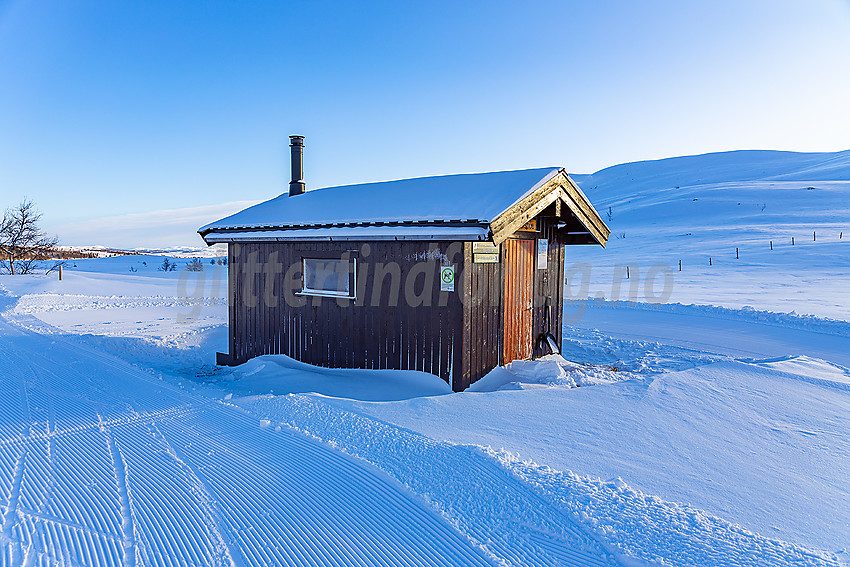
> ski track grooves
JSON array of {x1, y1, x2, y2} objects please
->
[
  {"x1": 1, "y1": 450, "x2": 26, "y2": 563},
  {"x1": 100, "y1": 418, "x2": 137, "y2": 567},
  {"x1": 238, "y1": 395, "x2": 623, "y2": 567},
  {"x1": 147, "y1": 422, "x2": 241, "y2": 567},
  {"x1": 0, "y1": 315, "x2": 497, "y2": 566}
]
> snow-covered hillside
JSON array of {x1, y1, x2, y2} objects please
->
[
  {"x1": 572, "y1": 149, "x2": 850, "y2": 319},
  {"x1": 0, "y1": 149, "x2": 848, "y2": 566}
]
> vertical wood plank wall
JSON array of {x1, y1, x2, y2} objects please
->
[
  {"x1": 228, "y1": 240, "x2": 466, "y2": 389},
  {"x1": 460, "y1": 242, "x2": 503, "y2": 391},
  {"x1": 226, "y1": 214, "x2": 568, "y2": 391}
]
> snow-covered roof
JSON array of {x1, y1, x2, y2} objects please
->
[
  {"x1": 200, "y1": 168, "x2": 557, "y2": 230},
  {"x1": 199, "y1": 167, "x2": 610, "y2": 246}
]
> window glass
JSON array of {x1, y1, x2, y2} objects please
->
[{"x1": 302, "y1": 258, "x2": 354, "y2": 297}]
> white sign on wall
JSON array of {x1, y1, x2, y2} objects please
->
[
  {"x1": 440, "y1": 265, "x2": 455, "y2": 292},
  {"x1": 537, "y1": 239, "x2": 548, "y2": 269}
]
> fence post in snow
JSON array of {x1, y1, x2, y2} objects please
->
[
  {"x1": 679, "y1": 259, "x2": 682, "y2": 271},
  {"x1": 626, "y1": 265, "x2": 629, "y2": 279},
  {"x1": 814, "y1": 231, "x2": 816, "y2": 241},
  {"x1": 770, "y1": 241, "x2": 773, "y2": 250},
  {"x1": 59, "y1": 265, "x2": 62, "y2": 281},
  {"x1": 736, "y1": 247, "x2": 739, "y2": 259},
  {"x1": 709, "y1": 257, "x2": 712, "y2": 266},
  {"x1": 792, "y1": 237, "x2": 795, "y2": 246}
]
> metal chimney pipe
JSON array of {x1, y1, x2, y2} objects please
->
[{"x1": 289, "y1": 135, "x2": 305, "y2": 196}]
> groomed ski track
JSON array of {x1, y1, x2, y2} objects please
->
[{"x1": 0, "y1": 314, "x2": 505, "y2": 567}]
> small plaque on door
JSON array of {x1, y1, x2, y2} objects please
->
[
  {"x1": 473, "y1": 252, "x2": 499, "y2": 263},
  {"x1": 472, "y1": 242, "x2": 498, "y2": 254}
]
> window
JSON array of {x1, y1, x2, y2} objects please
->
[{"x1": 299, "y1": 257, "x2": 356, "y2": 299}]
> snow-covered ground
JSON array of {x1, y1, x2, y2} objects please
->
[
  {"x1": 1, "y1": 149, "x2": 848, "y2": 566},
  {"x1": 570, "y1": 149, "x2": 850, "y2": 320},
  {"x1": 0, "y1": 299, "x2": 493, "y2": 567}
]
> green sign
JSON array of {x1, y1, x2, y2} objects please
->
[{"x1": 440, "y1": 265, "x2": 455, "y2": 292}]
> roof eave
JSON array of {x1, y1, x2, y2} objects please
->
[{"x1": 200, "y1": 220, "x2": 492, "y2": 244}]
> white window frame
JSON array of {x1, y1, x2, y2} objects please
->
[{"x1": 297, "y1": 256, "x2": 357, "y2": 299}]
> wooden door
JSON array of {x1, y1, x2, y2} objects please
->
[{"x1": 503, "y1": 238, "x2": 534, "y2": 363}]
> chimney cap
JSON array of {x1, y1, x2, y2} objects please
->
[{"x1": 289, "y1": 135, "x2": 304, "y2": 145}]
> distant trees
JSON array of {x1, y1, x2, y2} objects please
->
[
  {"x1": 159, "y1": 257, "x2": 223, "y2": 272},
  {"x1": 0, "y1": 200, "x2": 58, "y2": 275}
]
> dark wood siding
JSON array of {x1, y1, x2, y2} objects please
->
[
  {"x1": 460, "y1": 242, "x2": 503, "y2": 390},
  {"x1": 226, "y1": 211, "x2": 570, "y2": 391},
  {"x1": 228, "y1": 240, "x2": 466, "y2": 388}
]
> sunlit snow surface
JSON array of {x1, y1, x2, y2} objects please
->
[
  {"x1": 570, "y1": 149, "x2": 850, "y2": 320},
  {"x1": 0, "y1": 285, "x2": 496, "y2": 566},
  {"x1": 1, "y1": 149, "x2": 849, "y2": 566}
]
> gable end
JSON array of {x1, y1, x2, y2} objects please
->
[{"x1": 490, "y1": 170, "x2": 610, "y2": 246}]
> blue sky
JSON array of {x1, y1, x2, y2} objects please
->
[{"x1": 1, "y1": 0, "x2": 849, "y2": 248}]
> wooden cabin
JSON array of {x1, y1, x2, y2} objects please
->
[{"x1": 199, "y1": 137, "x2": 609, "y2": 391}]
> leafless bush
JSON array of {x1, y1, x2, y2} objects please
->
[{"x1": 0, "y1": 200, "x2": 59, "y2": 275}]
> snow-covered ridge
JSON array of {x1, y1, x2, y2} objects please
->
[
  {"x1": 569, "y1": 149, "x2": 850, "y2": 320},
  {"x1": 574, "y1": 149, "x2": 850, "y2": 197},
  {"x1": 573, "y1": 149, "x2": 850, "y2": 234}
]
